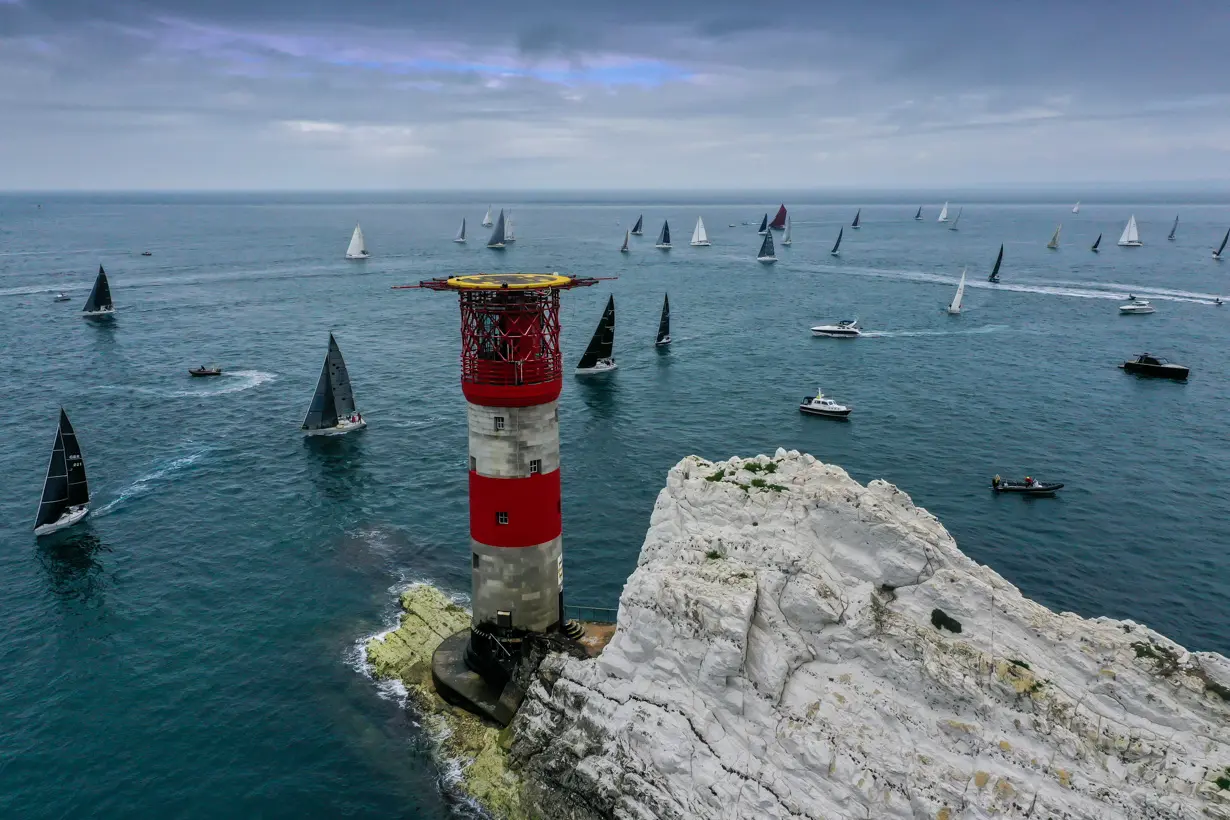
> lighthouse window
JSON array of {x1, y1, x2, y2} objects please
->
[
  {"x1": 469, "y1": 456, "x2": 476, "y2": 471},
  {"x1": 530, "y1": 459, "x2": 541, "y2": 474},
  {"x1": 493, "y1": 416, "x2": 505, "y2": 431},
  {"x1": 472, "y1": 553, "x2": 481, "y2": 569},
  {"x1": 496, "y1": 511, "x2": 509, "y2": 525}
]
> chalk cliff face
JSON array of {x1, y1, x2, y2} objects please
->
[{"x1": 509, "y1": 450, "x2": 1230, "y2": 820}]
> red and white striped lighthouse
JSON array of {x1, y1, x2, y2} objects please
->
[{"x1": 418, "y1": 272, "x2": 599, "y2": 678}]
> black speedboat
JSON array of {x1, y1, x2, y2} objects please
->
[
  {"x1": 1120, "y1": 354, "x2": 1188, "y2": 380},
  {"x1": 991, "y1": 476, "x2": 1063, "y2": 495}
]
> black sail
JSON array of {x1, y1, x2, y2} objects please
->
[
  {"x1": 1168, "y1": 215, "x2": 1178, "y2": 240},
  {"x1": 83, "y1": 265, "x2": 113, "y2": 312},
  {"x1": 577, "y1": 295, "x2": 616, "y2": 369},
  {"x1": 487, "y1": 210, "x2": 507, "y2": 247},
  {"x1": 302, "y1": 334, "x2": 356, "y2": 430},
  {"x1": 758, "y1": 213, "x2": 768, "y2": 233},
  {"x1": 758, "y1": 231, "x2": 775, "y2": 259},
  {"x1": 1092, "y1": 233, "x2": 1102, "y2": 251},
  {"x1": 914, "y1": 206, "x2": 922, "y2": 219},
  {"x1": 831, "y1": 227, "x2": 843, "y2": 254},
  {"x1": 656, "y1": 294, "x2": 670, "y2": 344},
  {"x1": 657, "y1": 220, "x2": 670, "y2": 246},
  {"x1": 35, "y1": 409, "x2": 89, "y2": 529},
  {"x1": 989, "y1": 244, "x2": 1004, "y2": 282},
  {"x1": 1218, "y1": 228, "x2": 1229, "y2": 257},
  {"x1": 631, "y1": 215, "x2": 643, "y2": 235},
  {"x1": 852, "y1": 209, "x2": 861, "y2": 227}
]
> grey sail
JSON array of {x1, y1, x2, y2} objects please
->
[
  {"x1": 989, "y1": 244, "x2": 1004, "y2": 282},
  {"x1": 631, "y1": 215, "x2": 643, "y2": 235},
  {"x1": 487, "y1": 210, "x2": 507, "y2": 248},
  {"x1": 758, "y1": 213, "x2": 768, "y2": 234},
  {"x1": 1168, "y1": 215, "x2": 1178, "y2": 241},
  {"x1": 831, "y1": 227, "x2": 843, "y2": 254},
  {"x1": 655, "y1": 294, "x2": 670, "y2": 345},
  {"x1": 758, "y1": 230, "x2": 775, "y2": 259},
  {"x1": 83, "y1": 265, "x2": 113, "y2": 312},
  {"x1": 577, "y1": 295, "x2": 615, "y2": 370},
  {"x1": 302, "y1": 334, "x2": 356, "y2": 430},
  {"x1": 656, "y1": 220, "x2": 670, "y2": 246},
  {"x1": 34, "y1": 409, "x2": 89, "y2": 530}
]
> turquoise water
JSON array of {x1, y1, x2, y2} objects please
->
[{"x1": 1, "y1": 193, "x2": 1227, "y2": 817}]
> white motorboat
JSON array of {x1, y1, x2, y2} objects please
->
[
  {"x1": 1119, "y1": 298, "x2": 1155, "y2": 314},
  {"x1": 811, "y1": 319, "x2": 861, "y2": 338},
  {"x1": 799, "y1": 389, "x2": 851, "y2": 419},
  {"x1": 54, "y1": 292, "x2": 70, "y2": 302}
]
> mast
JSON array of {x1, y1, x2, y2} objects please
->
[
  {"x1": 988, "y1": 245, "x2": 1004, "y2": 282},
  {"x1": 1168, "y1": 215, "x2": 1178, "y2": 241},
  {"x1": 576, "y1": 295, "x2": 616, "y2": 369},
  {"x1": 487, "y1": 210, "x2": 507, "y2": 248},
  {"x1": 655, "y1": 294, "x2": 670, "y2": 345},
  {"x1": 782, "y1": 216, "x2": 792, "y2": 246},
  {"x1": 631, "y1": 215, "x2": 643, "y2": 235},
  {"x1": 830, "y1": 227, "x2": 843, "y2": 256},
  {"x1": 82, "y1": 265, "x2": 113, "y2": 313},
  {"x1": 34, "y1": 409, "x2": 90, "y2": 531},
  {"x1": 655, "y1": 220, "x2": 671, "y2": 248},
  {"x1": 757, "y1": 214, "x2": 768, "y2": 234},
  {"x1": 769, "y1": 204, "x2": 787, "y2": 230}
]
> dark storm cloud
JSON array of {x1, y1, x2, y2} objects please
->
[{"x1": 1, "y1": 1, "x2": 1228, "y2": 189}]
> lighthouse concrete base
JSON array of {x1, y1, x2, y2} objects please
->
[{"x1": 431, "y1": 629, "x2": 519, "y2": 726}]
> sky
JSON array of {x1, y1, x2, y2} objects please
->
[{"x1": 1, "y1": 1, "x2": 1229, "y2": 191}]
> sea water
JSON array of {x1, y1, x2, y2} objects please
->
[{"x1": 0, "y1": 192, "x2": 1227, "y2": 817}]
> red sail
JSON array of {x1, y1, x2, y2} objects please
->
[{"x1": 769, "y1": 204, "x2": 788, "y2": 230}]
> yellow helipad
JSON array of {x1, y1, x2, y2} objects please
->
[{"x1": 445, "y1": 273, "x2": 572, "y2": 290}]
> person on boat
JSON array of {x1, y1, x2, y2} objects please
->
[{"x1": 992, "y1": 474, "x2": 1001, "y2": 488}]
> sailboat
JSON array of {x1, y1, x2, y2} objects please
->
[
  {"x1": 487, "y1": 209, "x2": 507, "y2": 249},
  {"x1": 830, "y1": 227, "x2": 843, "y2": 256},
  {"x1": 505, "y1": 210, "x2": 516, "y2": 243},
  {"x1": 757, "y1": 230, "x2": 777, "y2": 264},
  {"x1": 948, "y1": 207, "x2": 962, "y2": 231},
  {"x1": 938, "y1": 202, "x2": 950, "y2": 223},
  {"x1": 345, "y1": 224, "x2": 369, "y2": 259},
  {"x1": 988, "y1": 244, "x2": 1004, "y2": 282},
  {"x1": 82, "y1": 265, "x2": 115, "y2": 318},
  {"x1": 851, "y1": 209, "x2": 862, "y2": 229},
  {"x1": 782, "y1": 216, "x2": 792, "y2": 246},
  {"x1": 914, "y1": 206, "x2": 923, "y2": 221},
  {"x1": 690, "y1": 217, "x2": 710, "y2": 246},
  {"x1": 631, "y1": 215, "x2": 644, "y2": 236},
  {"x1": 655, "y1": 220, "x2": 671, "y2": 250},
  {"x1": 1118, "y1": 215, "x2": 1142, "y2": 247},
  {"x1": 576, "y1": 295, "x2": 617, "y2": 374},
  {"x1": 1214, "y1": 228, "x2": 1229, "y2": 260},
  {"x1": 757, "y1": 214, "x2": 769, "y2": 235},
  {"x1": 620, "y1": 230, "x2": 630, "y2": 253},
  {"x1": 33, "y1": 409, "x2": 91, "y2": 536},
  {"x1": 482, "y1": 206, "x2": 493, "y2": 227},
  {"x1": 1092, "y1": 233, "x2": 1102, "y2": 252},
  {"x1": 454, "y1": 218, "x2": 466, "y2": 243},
  {"x1": 1072, "y1": 202, "x2": 1080, "y2": 214},
  {"x1": 655, "y1": 294, "x2": 671, "y2": 347},
  {"x1": 769, "y1": 204, "x2": 788, "y2": 231},
  {"x1": 302, "y1": 334, "x2": 366, "y2": 436},
  {"x1": 947, "y1": 269, "x2": 967, "y2": 315},
  {"x1": 1168, "y1": 215, "x2": 1179, "y2": 241},
  {"x1": 1047, "y1": 225, "x2": 1062, "y2": 249}
]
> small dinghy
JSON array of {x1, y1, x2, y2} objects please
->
[
  {"x1": 991, "y1": 475, "x2": 1063, "y2": 495},
  {"x1": 34, "y1": 409, "x2": 91, "y2": 536},
  {"x1": 189, "y1": 365, "x2": 223, "y2": 377},
  {"x1": 1120, "y1": 353, "x2": 1188, "y2": 380},
  {"x1": 302, "y1": 333, "x2": 367, "y2": 435},
  {"x1": 799, "y1": 388, "x2": 851, "y2": 419},
  {"x1": 576, "y1": 295, "x2": 617, "y2": 374}
]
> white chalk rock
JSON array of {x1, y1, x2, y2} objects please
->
[{"x1": 510, "y1": 453, "x2": 1230, "y2": 819}]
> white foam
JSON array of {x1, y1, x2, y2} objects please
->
[
  {"x1": 168, "y1": 370, "x2": 277, "y2": 398},
  {"x1": 861, "y1": 324, "x2": 1013, "y2": 339},
  {"x1": 94, "y1": 448, "x2": 210, "y2": 516}
]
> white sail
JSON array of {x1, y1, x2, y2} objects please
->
[
  {"x1": 505, "y1": 210, "x2": 516, "y2": 242},
  {"x1": 937, "y1": 202, "x2": 949, "y2": 222},
  {"x1": 690, "y1": 217, "x2": 709, "y2": 246},
  {"x1": 948, "y1": 269, "x2": 966, "y2": 314},
  {"x1": 1118, "y1": 215, "x2": 1141, "y2": 246},
  {"x1": 782, "y1": 216, "x2": 792, "y2": 246},
  {"x1": 482, "y1": 206, "x2": 493, "y2": 227},
  {"x1": 454, "y1": 218, "x2": 466, "y2": 243},
  {"x1": 345, "y1": 224, "x2": 368, "y2": 259},
  {"x1": 1072, "y1": 201, "x2": 1080, "y2": 214}
]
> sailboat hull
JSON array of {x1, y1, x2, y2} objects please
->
[
  {"x1": 1118, "y1": 241, "x2": 1142, "y2": 247},
  {"x1": 575, "y1": 359, "x2": 617, "y2": 375},
  {"x1": 757, "y1": 257, "x2": 777, "y2": 264},
  {"x1": 346, "y1": 252, "x2": 370, "y2": 259},
  {"x1": 655, "y1": 336, "x2": 671, "y2": 348},
  {"x1": 690, "y1": 240, "x2": 710, "y2": 246},
  {"x1": 947, "y1": 308, "x2": 961, "y2": 315},
  {"x1": 304, "y1": 418, "x2": 367, "y2": 437},
  {"x1": 34, "y1": 505, "x2": 89, "y2": 537},
  {"x1": 81, "y1": 308, "x2": 116, "y2": 319},
  {"x1": 656, "y1": 244, "x2": 671, "y2": 250}
]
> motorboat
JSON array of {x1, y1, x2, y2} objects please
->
[
  {"x1": 141, "y1": 251, "x2": 152, "y2": 256},
  {"x1": 810, "y1": 319, "x2": 861, "y2": 338},
  {"x1": 992, "y1": 475, "x2": 1062, "y2": 495},
  {"x1": 1119, "y1": 299, "x2": 1155, "y2": 314},
  {"x1": 188, "y1": 365, "x2": 223, "y2": 377},
  {"x1": 1120, "y1": 353, "x2": 1188, "y2": 380},
  {"x1": 53, "y1": 292, "x2": 71, "y2": 302},
  {"x1": 799, "y1": 389, "x2": 851, "y2": 419}
]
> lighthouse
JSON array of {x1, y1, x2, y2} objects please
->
[{"x1": 416, "y1": 272, "x2": 599, "y2": 688}]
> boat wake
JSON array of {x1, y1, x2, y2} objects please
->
[
  {"x1": 860, "y1": 325, "x2": 1013, "y2": 339},
  {"x1": 170, "y1": 370, "x2": 276, "y2": 398},
  {"x1": 94, "y1": 448, "x2": 211, "y2": 516}
]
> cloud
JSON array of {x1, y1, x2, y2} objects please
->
[{"x1": 0, "y1": 1, "x2": 1228, "y2": 189}]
